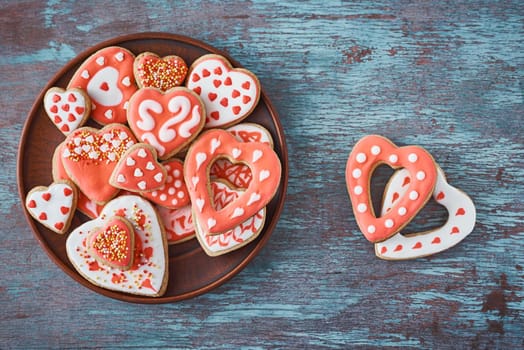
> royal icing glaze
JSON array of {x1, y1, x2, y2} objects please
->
[
  {"x1": 156, "y1": 204, "x2": 195, "y2": 244},
  {"x1": 375, "y1": 167, "x2": 476, "y2": 260},
  {"x1": 142, "y1": 158, "x2": 189, "y2": 209},
  {"x1": 43, "y1": 87, "x2": 91, "y2": 135},
  {"x1": 184, "y1": 129, "x2": 281, "y2": 235},
  {"x1": 210, "y1": 123, "x2": 274, "y2": 188},
  {"x1": 61, "y1": 124, "x2": 136, "y2": 204},
  {"x1": 87, "y1": 216, "x2": 135, "y2": 270},
  {"x1": 195, "y1": 180, "x2": 266, "y2": 256},
  {"x1": 66, "y1": 195, "x2": 168, "y2": 297},
  {"x1": 110, "y1": 143, "x2": 166, "y2": 193},
  {"x1": 186, "y1": 54, "x2": 260, "y2": 128},
  {"x1": 68, "y1": 46, "x2": 137, "y2": 125},
  {"x1": 134, "y1": 52, "x2": 188, "y2": 91},
  {"x1": 127, "y1": 87, "x2": 205, "y2": 159},
  {"x1": 25, "y1": 180, "x2": 77, "y2": 234},
  {"x1": 346, "y1": 135, "x2": 437, "y2": 243}
]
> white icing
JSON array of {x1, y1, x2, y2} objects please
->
[
  {"x1": 375, "y1": 168, "x2": 476, "y2": 260},
  {"x1": 371, "y1": 145, "x2": 381, "y2": 155},
  {"x1": 252, "y1": 150, "x2": 263, "y2": 163},
  {"x1": 137, "y1": 99, "x2": 162, "y2": 131},
  {"x1": 195, "y1": 152, "x2": 207, "y2": 170},
  {"x1": 356, "y1": 153, "x2": 367, "y2": 163},
  {"x1": 86, "y1": 67, "x2": 123, "y2": 106},
  {"x1": 259, "y1": 170, "x2": 270, "y2": 182}
]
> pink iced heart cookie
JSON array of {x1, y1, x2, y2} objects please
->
[
  {"x1": 375, "y1": 167, "x2": 476, "y2": 260},
  {"x1": 184, "y1": 129, "x2": 281, "y2": 235},
  {"x1": 142, "y1": 159, "x2": 189, "y2": 209},
  {"x1": 87, "y1": 216, "x2": 135, "y2": 270},
  {"x1": 43, "y1": 87, "x2": 91, "y2": 135},
  {"x1": 195, "y1": 180, "x2": 266, "y2": 256},
  {"x1": 61, "y1": 124, "x2": 136, "y2": 204},
  {"x1": 210, "y1": 123, "x2": 274, "y2": 188},
  {"x1": 134, "y1": 52, "x2": 188, "y2": 91},
  {"x1": 346, "y1": 135, "x2": 437, "y2": 243},
  {"x1": 68, "y1": 46, "x2": 137, "y2": 125},
  {"x1": 25, "y1": 180, "x2": 77, "y2": 234},
  {"x1": 156, "y1": 204, "x2": 195, "y2": 244},
  {"x1": 127, "y1": 87, "x2": 205, "y2": 159},
  {"x1": 186, "y1": 54, "x2": 260, "y2": 128},
  {"x1": 110, "y1": 144, "x2": 167, "y2": 193},
  {"x1": 66, "y1": 195, "x2": 168, "y2": 297}
]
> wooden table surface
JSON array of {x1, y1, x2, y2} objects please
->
[{"x1": 1, "y1": 1, "x2": 523, "y2": 348}]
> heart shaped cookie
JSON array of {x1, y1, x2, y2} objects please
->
[
  {"x1": 184, "y1": 129, "x2": 281, "y2": 235},
  {"x1": 186, "y1": 54, "x2": 260, "y2": 128},
  {"x1": 43, "y1": 87, "x2": 91, "y2": 135},
  {"x1": 87, "y1": 216, "x2": 135, "y2": 269},
  {"x1": 156, "y1": 204, "x2": 195, "y2": 244},
  {"x1": 142, "y1": 158, "x2": 189, "y2": 209},
  {"x1": 68, "y1": 46, "x2": 137, "y2": 125},
  {"x1": 66, "y1": 195, "x2": 168, "y2": 297},
  {"x1": 346, "y1": 135, "x2": 437, "y2": 243},
  {"x1": 210, "y1": 123, "x2": 274, "y2": 188},
  {"x1": 127, "y1": 87, "x2": 205, "y2": 159},
  {"x1": 195, "y1": 180, "x2": 266, "y2": 256},
  {"x1": 25, "y1": 180, "x2": 77, "y2": 234},
  {"x1": 110, "y1": 143, "x2": 166, "y2": 192},
  {"x1": 375, "y1": 167, "x2": 476, "y2": 260},
  {"x1": 134, "y1": 52, "x2": 188, "y2": 91},
  {"x1": 61, "y1": 124, "x2": 136, "y2": 204}
]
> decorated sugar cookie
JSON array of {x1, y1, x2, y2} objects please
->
[
  {"x1": 142, "y1": 159, "x2": 190, "y2": 209},
  {"x1": 127, "y1": 87, "x2": 205, "y2": 159},
  {"x1": 43, "y1": 87, "x2": 91, "y2": 135},
  {"x1": 87, "y1": 216, "x2": 135, "y2": 270},
  {"x1": 184, "y1": 129, "x2": 281, "y2": 235},
  {"x1": 66, "y1": 195, "x2": 168, "y2": 297},
  {"x1": 195, "y1": 180, "x2": 266, "y2": 256},
  {"x1": 346, "y1": 135, "x2": 437, "y2": 243},
  {"x1": 109, "y1": 143, "x2": 167, "y2": 193},
  {"x1": 186, "y1": 54, "x2": 260, "y2": 128},
  {"x1": 156, "y1": 204, "x2": 195, "y2": 244},
  {"x1": 25, "y1": 180, "x2": 77, "y2": 234},
  {"x1": 68, "y1": 46, "x2": 137, "y2": 125},
  {"x1": 134, "y1": 52, "x2": 188, "y2": 91},
  {"x1": 61, "y1": 124, "x2": 136, "y2": 204},
  {"x1": 210, "y1": 123, "x2": 274, "y2": 188},
  {"x1": 375, "y1": 167, "x2": 476, "y2": 260}
]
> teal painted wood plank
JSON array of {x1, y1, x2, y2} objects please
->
[{"x1": 1, "y1": 0, "x2": 523, "y2": 348}]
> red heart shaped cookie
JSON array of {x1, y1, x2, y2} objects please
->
[
  {"x1": 184, "y1": 129, "x2": 281, "y2": 235},
  {"x1": 61, "y1": 124, "x2": 136, "y2": 204},
  {"x1": 345, "y1": 135, "x2": 437, "y2": 243},
  {"x1": 142, "y1": 158, "x2": 189, "y2": 209},
  {"x1": 195, "y1": 180, "x2": 266, "y2": 256},
  {"x1": 134, "y1": 52, "x2": 188, "y2": 91},
  {"x1": 186, "y1": 54, "x2": 260, "y2": 128},
  {"x1": 68, "y1": 46, "x2": 137, "y2": 125},
  {"x1": 25, "y1": 180, "x2": 77, "y2": 234},
  {"x1": 87, "y1": 216, "x2": 135, "y2": 270},
  {"x1": 43, "y1": 87, "x2": 91, "y2": 135},
  {"x1": 127, "y1": 87, "x2": 205, "y2": 159},
  {"x1": 66, "y1": 195, "x2": 168, "y2": 297},
  {"x1": 110, "y1": 144, "x2": 167, "y2": 193}
]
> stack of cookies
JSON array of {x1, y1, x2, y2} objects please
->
[{"x1": 25, "y1": 46, "x2": 282, "y2": 297}]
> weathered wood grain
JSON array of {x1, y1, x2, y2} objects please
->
[{"x1": 1, "y1": 0, "x2": 523, "y2": 348}]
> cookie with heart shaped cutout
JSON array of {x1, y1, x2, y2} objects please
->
[
  {"x1": 375, "y1": 166, "x2": 476, "y2": 260},
  {"x1": 66, "y1": 195, "x2": 168, "y2": 297},
  {"x1": 68, "y1": 46, "x2": 137, "y2": 125},
  {"x1": 195, "y1": 180, "x2": 266, "y2": 256},
  {"x1": 184, "y1": 129, "x2": 281, "y2": 236},
  {"x1": 43, "y1": 87, "x2": 91, "y2": 135},
  {"x1": 134, "y1": 52, "x2": 188, "y2": 91},
  {"x1": 25, "y1": 180, "x2": 78, "y2": 234},
  {"x1": 186, "y1": 54, "x2": 261, "y2": 128},
  {"x1": 346, "y1": 135, "x2": 437, "y2": 243}
]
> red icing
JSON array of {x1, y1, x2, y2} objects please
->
[
  {"x1": 451, "y1": 226, "x2": 460, "y2": 234},
  {"x1": 42, "y1": 193, "x2": 51, "y2": 201},
  {"x1": 456, "y1": 208, "x2": 465, "y2": 216},
  {"x1": 412, "y1": 242, "x2": 422, "y2": 249},
  {"x1": 432, "y1": 237, "x2": 441, "y2": 244}
]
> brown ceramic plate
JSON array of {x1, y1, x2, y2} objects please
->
[{"x1": 17, "y1": 32, "x2": 288, "y2": 303}]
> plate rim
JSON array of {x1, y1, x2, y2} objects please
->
[{"x1": 17, "y1": 32, "x2": 288, "y2": 303}]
